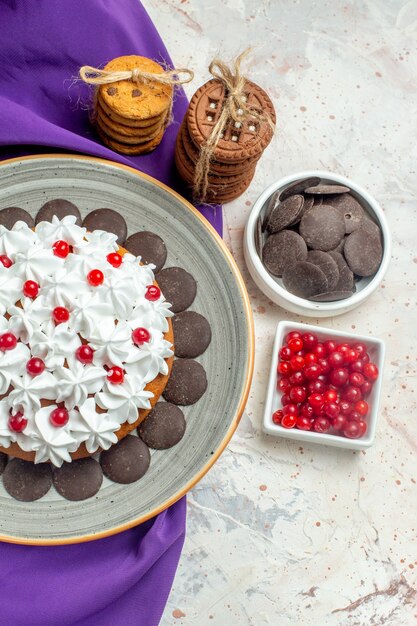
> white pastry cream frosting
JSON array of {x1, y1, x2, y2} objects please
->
[{"x1": 0, "y1": 216, "x2": 173, "y2": 466}]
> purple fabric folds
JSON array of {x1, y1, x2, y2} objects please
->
[{"x1": 0, "y1": 1, "x2": 223, "y2": 624}]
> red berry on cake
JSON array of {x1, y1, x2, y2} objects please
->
[
  {"x1": 8, "y1": 411, "x2": 28, "y2": 433},
  {"x1": 132, "y1": 327, "x2": 151, "y2": 345},
  {"x1": 107, "y1": 366, "x2": 124, "y2": 384},
  {"x1": 145, "y1": 285, "x2": 161, "y2": 301},
  {"x1": 75, "y1": 345, "x2": 94, "y2": 364},
  {"x1": 0, "y1": 254, "x2": 13, "y2": 268},
  {"x1": 53, "y1": 306, "x2": 70, "y2": 324},
  {"x1": 26, "y1": 357, "x2": 46, "y2": 377},
  {"x1": 50, "y1": 407, "x2": 69, "y2": 427},
  {"x1": 107, "y1": 252, "x2": 123, "y2": 268},
  {"x1": 0, "y1": 332, "x2": 17, "y2": 351},
  {"x1": 23, "y1": 280, "x2": 40, "y2": 298},
  {"x1": 87, "y1": 269, "x2": 104, "y2": 287},
  {"x1": 52, "y1": 240, "x2": 70, "y2": 258}
]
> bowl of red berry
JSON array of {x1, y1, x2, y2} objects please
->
[{"x1": 263, "y1": 321, "x2": 385, "y2": 449}]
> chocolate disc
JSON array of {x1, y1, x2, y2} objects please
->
[
  {"x1": 0, "y1": 207, "x2": 34, "y2": 229},
  {"x1": 100, "y1": 435, "x2": 151, "y2": 484},
  {"x1": 138, "y1": 402, "x2": 186, "y2": 449},
  {"x1": 282, "y1": 261, "x2": 328, "y2": 298},
  {"x1": 3, "y1": 459, "x2": 52, "y2": 502},
  {"x1": 279, "y1": 177, "x2": 321, "y2": 201},
  {"x1": 255, "y1": 215, "x2": 263, "y2": 256},
  {"x1": 83, "y1": 208, "x2": 128, "y2": 245},
  {"x1": 299, "y1": 205, "x2": 345, "y2": 251},
  {"x1": 310, "y1": 290, "x2": 353, "y2": 302},
  {"x1": 301, "y1": 195, "x2": 314, "y2": 215},
  {"x1": 330, "y1": 236, "x2": 346, "y2": 254},
  {"x1": 304, "y1": 184, "x2": 350, "y2": 195},
  {"x1": 262, "y1": 230, "x2": 307, "y2": 277},
  {"x1": 172, "y1": 311, "x2": 212, "y2": 358},
  {"x1": 0, "y1": 452, "x2": 7, "y2": 475},
  {"x1": 344, "y1": 229, "x2": 383, "y2": 277},
  {"x1": 307, "y1": 250, "x2": 339, "y2": 291},
  {"x1": 163, "y1": 359, "x2": 208, "y2": 405},
  {"x1": 124, "y1": 231, "x2": 167, "y2": 272},
  {"x1": 361, "y1": 216, "x2": 382, "y2": 240},
  {"x1": 262, "y1": 191, "x2": 279, "y2": 231},
  {"x1": 327, "y1": 193, "x2": 365, "y2": 233},
  {"x1": 266, "y1": 194, "x2": 304, "y2": 234},
  {"x1": 53, "y1": 458, "x2": 103, "y2": 501},
  {"x1": 36, "y1": 199, "x2": 82, "y2": 226},
  {"x1": 156, "y1": 267, "x2": 197, "y2": 313},
  {"x1": 328, "y1": 251, "x2": 355, "y2": 291}
]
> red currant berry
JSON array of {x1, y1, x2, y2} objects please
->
[
  {"x1": 75, "y1": 345, "x2": 94, "y2": 364},
  {"x1": 357, "y1": 420, "x2": 367, "y2": 436},
  {"x1": 324, "y1": 401, "x2": 340, "y2": 419},
  {"x1": 106, "y1": 252, "x2": 123, "y2": 268},
  {"x1": 50, "y1": 407, "x2": 69, "y2": 427},
  {"x1": 288, "y1": 337, "x2": 303, "y2": 352},
  {"x1": 349, "y1": 372, "x2": 365, "y2": 387},
  {"x1": 332, "y1": 414, "x2": 347, "y2": 431},
  {"x1": 0, "y1": 255, "x2": 13, "y2": 268},
  {"x1": 349, "y1": 411, "x2": 362, "y2": 422},
  {"x1": 289, "y1": 371, "x2": 306, "y2": 386},
  {"x1": 290, "y1": 355, "x2": 305, "y2": 371},
  {"x1": 132, "y1": 327, "x2": 151, "y2": 346},
  {"x1": 304, "y1": 364, "x2": 322, "y2": 380},
  {"x1": 343, "y1": 420, "x2": 362, "y2": 439},
  {"x1": 289, "y1": 386, "x2": 307, "y2": 404},
  {"x1": 308, "y1": 393, "x2": 324, "y2": 410},
  {"x1": 363, "y1": 362, "x2": 379, "y2": 381},
  {"x1": 87, "y1": 269, "x2": 104, "y2": 287},
  {"x1": 314, "y1": 416, "x2": 330, "y2": 433},
  {"x1": 52, "y1": 240, "x2": 70, "y2": 258},
  {"x1": 107, "y1": 366, "x2": 124, "y2": 384},
  {"x1": 337, "y1": 343, "x2": 350, "y2": 356},
  {"x1": 272, "y1": 409, "x2": 284, "y2": 425},
  {"x1": 353, "y1": 342, "x2": 367, "y2": 358},
  {"x1": 313, "y1": 343, "x2": 326, "y2": 358},
  {"x1": 328, "y1": 351, "x2": 344, "y2": 367},
  {"x1": 277, "y1": 361, "x2": 292, "y2": 376},
  {"x1": 26, "y1": 357, "x2": 45, "y2": 376},
  {"x1": 281, "y1": 414, "x2": 297, "y2": 429},
  {"x1": 145, "y1": 285, "x2": 161, "y2": 301},
  {"x1": 302, "y1": 332, "x2": 318, "y2": 351},
  {"x1": 318, "y1": 358, "x2": 330, "y2": 375},
  {"x1": 281, "y1": 393, "x2": 291, "y2": 406},
  {"x1": 53, "y1": 306, "x2": 70, "y2": 324},
  {"x1": 350, "y1": 360, "x2": 364, "y2": 373},
  {"x1": 279, "y1": 346, "x2": 292, "y2": 361},
  {"x1": 300, "y1": 403, "x2": 315, "y2": 419},
  {"x1": 323, "y1": 388, "x2": 338, "y2": 403},
  {"x1": 0, "y1": 332, "x2": 17, "y2": 351},
  {"x1": 343, "y1": 386, "x2": 362, "y2": 404},
  {"x1": 8, "y1": 411, "x2": 27, "y2": 432},
  {"x1": 329, "y1": 367, "x2": 349, "y2": 388},
  {"x1": 345, "y1": 348, "x2": 359, "y2": 364},
  {"x1": 285, "y1": 331, "x2": 302, "y2": 343},
  {"x1": 23, "y1": 280, "x2": 40, "y2": 299},
  {"x1": 361, "y1": 352, "x2": 370, "y2": 365},
  {"x1": 296, "y1": 415, "x2": 312, "y2": 430},
  {"x1": 283, "y1": 403, "x2": 298, "y2": 416},
  {"x1": 304, "y1": 352, "x2": 318, "y2": 366},
  {"x1": 278, "y1": 378, "x2": 291, "y2": 393},
  {"x1": 323, "y1": 339, "x2": 337, "y2": 354},
  {"x1": 339, "y1": 400, "x2": 353, "y2": 415},
  {"x1": 354, "y1": 400, "x2": 369, "y2": 416},
  {"x1": 361, "y1": 381, "x2": 373, "y2": 396},
  {"x1": 307, "y1": 379, "x2": 326, "y2": 395}
]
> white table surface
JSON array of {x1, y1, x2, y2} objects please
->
[{"x1": 143, "y1": 1, "x2": 417, "y2": 624}]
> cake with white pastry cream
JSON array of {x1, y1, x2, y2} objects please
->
[{"x1": 0, "y1": 216, "x2": 174, "y2": 467}]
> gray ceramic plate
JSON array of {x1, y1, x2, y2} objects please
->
[{"x1": 0, "y1": 155, "x2": 254, "y2": 545}]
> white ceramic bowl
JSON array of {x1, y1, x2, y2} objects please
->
[
  {"x1": 244, "y1": 170, "x2": 391, "y2": 317},
  {"x1": 263, "y1": 321, "x2": 385, "y2": 450}
]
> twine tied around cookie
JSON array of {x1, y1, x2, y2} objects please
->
[
  {"x1": 193, "y1": 49, "x2": 275, "y2": 202},
  {"x1": 79, "y1": 65, "x2": 194, "y2": 87}
]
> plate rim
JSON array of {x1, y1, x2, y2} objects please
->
[{"x1": 0, "y1": 153, "x2": 255, "y2": 545}]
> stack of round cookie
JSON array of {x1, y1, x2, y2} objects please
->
[
  {"x1": 95, "y1": 55, "x2": 172, "y2": 155},
  {"x1": 175, "y1": 78, "x2": 275, "y2": 203}
]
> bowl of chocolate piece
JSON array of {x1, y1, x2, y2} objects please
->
[{"x1": 244, "y1": 171, "x2": 391, "y2": 317}]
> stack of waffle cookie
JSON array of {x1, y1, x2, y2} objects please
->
[
  {"x1": 175, "y1": 78, "x2": 275, "y2": 203},
  {"x1": 95, "y1": 55, "x2": 172, "y2": 155}
]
